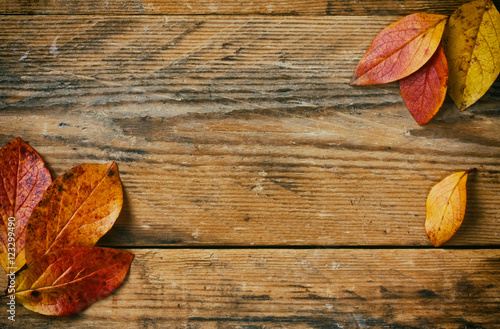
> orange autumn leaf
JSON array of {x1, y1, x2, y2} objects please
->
[
  {"x1": 400, "y1": 44, "x2": 448, "y2": 125},
  {"x1": 0, "y1": 138, "x2": 51, "y2": 272},
  {"x1": 351, "y1": 13, "x2": 447, "y2": 85},
  {"x1": 25, "y1": 162, "x2": 123, "y2": 266},
  {"x1": 443, "y1": 0, "x2": 500, "y2": 110},
  {"x1": 425, "y1": 169, "x2": 476, "y2": 247},
  {"x1": 10, "y1": 247, "x2": 133, "y2": 316}
]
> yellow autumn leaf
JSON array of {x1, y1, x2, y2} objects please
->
[
  {"x1": 425, "y1": 169, "x2": 476, "y2": 247},
  {"x1": 443, "y1": 0, "x2": 500, "y2": 110}
]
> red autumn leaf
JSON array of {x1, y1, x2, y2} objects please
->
[
  {"x1": 351, "y1": 13, "x2": 447, "y2": 85},
  {"x1": 0, "y1": 138, "x2": 51, "y2": 272},
  {"x1": 400, "y1": 44, "x2": 448, "y2": 125},
  {"x1": 25, "y1": 162, "x2": 123, "y2": 266},
  {"x1": 9, "y1": 247, "x2": 133, "y2": 315}
]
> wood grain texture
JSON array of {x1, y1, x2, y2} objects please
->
[
  {"x1": 0, "y1": 15, "x2": 425, "y2": 112},
  {"x1": 1, "y1": 16, "x2": 498, "y2": 112},
  {"x1": 1, "y1": 104, "x2": 500, "y2": 247},
  {"x1": 1, "y1": 2, "x2": 500, "y2": 327},
  {"x1": 1, "y1": 249, "x2": 499, "y2": 328},
  {"x1": 0, "y1": 15, "x2": 498, "y2": 113},
  {"x1": 0, "y1": 16, "x2": 499, "y2": 247},
  {"x1": 0, "y1": 0, "x2": 477, "y2": 15}
]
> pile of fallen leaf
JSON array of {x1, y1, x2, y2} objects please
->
[
  {"x1": 351, "y1": 0, "x2": 500, "y2": 125},
  {"x1": 0, "y1": 138, "x2": 133, "y2": 316}
]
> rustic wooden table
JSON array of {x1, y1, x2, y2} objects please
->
[{"x1": 1, "y1": 0, "x2": 499, "y2": 328}]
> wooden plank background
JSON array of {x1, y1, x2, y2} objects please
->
[
  {"x1": 0, "y1": 0, "x2": 476, "y2": 15},
  {"x1": 0, "y1": 0, "x2": 499, "y2": 327},
  {"x1": 1, "y1": 249, "x2": 499, "y2": 328}
]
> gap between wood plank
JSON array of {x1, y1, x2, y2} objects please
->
[{"x1": 102, "y1": 245, "x2": 500, "y2": 250}]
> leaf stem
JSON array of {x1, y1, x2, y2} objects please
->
[{"x1": 466, "y1": 168, "x2": 477, "y2": 174}]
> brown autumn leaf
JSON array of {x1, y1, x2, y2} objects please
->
[
  {"x1": 425, "y1": 169, "x2": 476, "y2": 247},
  {"x1": 0, "y1": 138, "x2": 51, "y2": 272},
  {"x1": 443, "y1": 0, "x2": 500, "y2": 110},
  {"x1": 351, "y1": 13, "x2": 447, "y2": 85},
  {"x1": 8, "y1": 247, "x2": 133, "y2": 316},
  {"x1": 400, "y1": 44, "x2": 448, "y2": 125},
  {"x1": 25, "y1": 162, "x2": 123, "y2": 266}
]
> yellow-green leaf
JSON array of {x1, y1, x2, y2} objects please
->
[
  {"x1": 425, "y1": 169, "x2": 476, "y2": 247},
  {"x1": 443, "y1": 0, "x2": 500, "y2": 110}
]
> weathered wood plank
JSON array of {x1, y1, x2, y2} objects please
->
[
  {"x1": 0, "y1": 0, "x2": 476, "y2": 16},
  {"x1": 0, "y1": 16, "x2": 499, "y2": 247},
  {"x1": 1, "y1": 3, "x2": 498, "y2": 328},
  {"x1": 0, "y1": 16, "x2": 498, "y2": 113},
  {"x1": 1, "y1": 103, "x2": 500, "y2": 247},
  {"x1": 1, "y1": 249, "x2": 498, "y2": 328},
  {"x1": 1, "y1": 16, "x2": 499, "y2": 113},
  {"x1": 0, "y1": 15, "x2": 416, "y2": 112}
]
